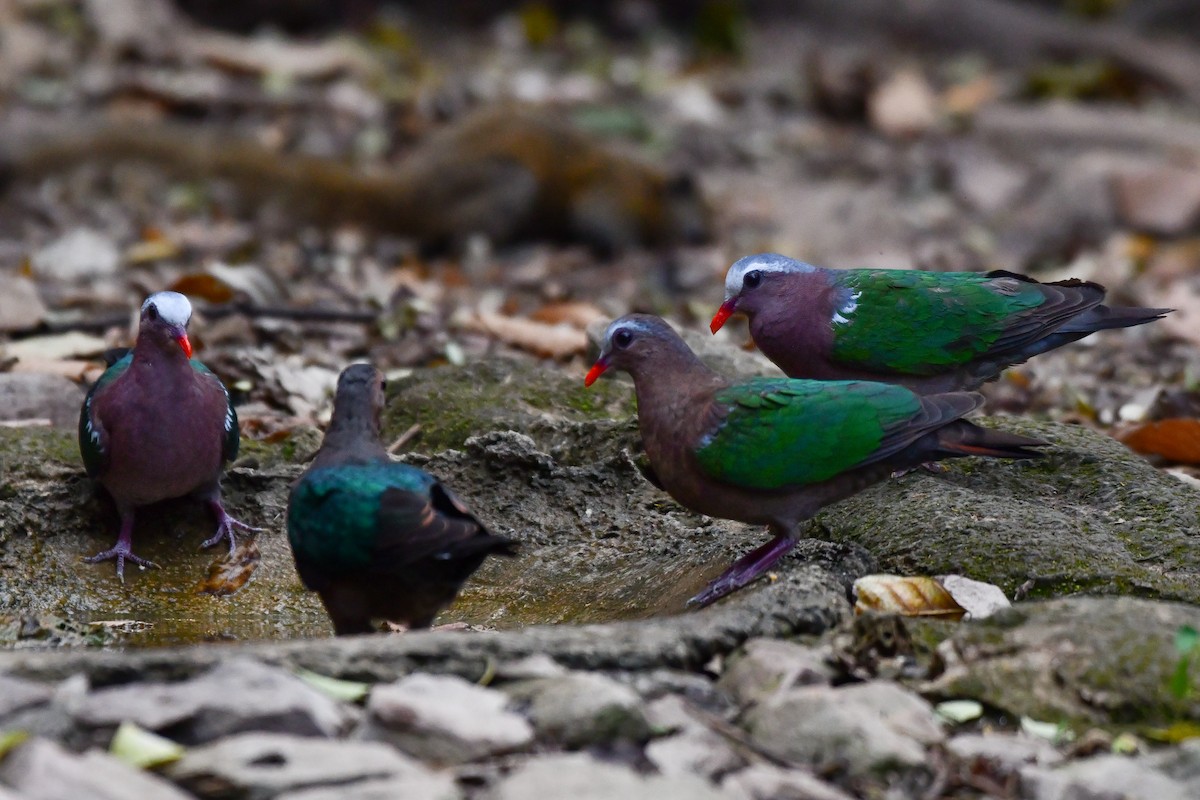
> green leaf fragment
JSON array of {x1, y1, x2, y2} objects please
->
[
  {"x1": 1174, "y1": 625, "x2": 1199, "y2": 655},
  {"x1": 0, "y1": 730, "x2": 29, "y2": 761},
  {"x1": 935, "y1": 700, "x2": 984, "y2": 725},
  {"x1": 109, "y1": 721, "x2": 184, "y2": 769},
  {"x1": 295, "y1": 668, "x2": 370, "y2": 703},
  {"x1": 1020, "y1": 716, "x2": 1072, "y2": 744}
]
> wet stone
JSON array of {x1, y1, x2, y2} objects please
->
[
  {"x1": 743, "y1": 682, "x2": 945, "y2": 781},
  {"x1": 72, "y1": 658, "x2": 356, "y2": 745},
  {"x1": 503, "y1": 672, "x2": 650, "y2": 749},
  {"x1": 0, "y1": 374, "x2": 84, "y2": 428},
  {"x1": 484, "y1": 753, "x2": 730, "y2": 800},
  {"x1": 275, "y1": 775, "x2": 462, "y2": 800},
  {"x1": 643, "y1": 695, "x2": 745, "y2": 779},
  {"x1": 0, "y1": 737, "x2": 191, "y2": 800},
  {"x1": 167, "y1": 732, "x2": 437, "y2": 800},
  {"x1": 0, "y1": 674, "x2": 53, "y2": 720},
  {"x1": 721, "y1": 764, "x2": 857, "y2": 800},
  {"x1": 716, "y1": 638, "x2": 834, "y2": 708},
  {"x1": 1020, "y1": 753, "x2": 1191, "y2": 800},
  {"x1": 946, "y1": 732, "x2": 1063, "y2": 775},
  {"x1": 363, "y1": 673, "x2": 532, "y2": 764}
]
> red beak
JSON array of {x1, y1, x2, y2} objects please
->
[
  {"x1": 584, "y1": 359, "x2": 609, "y2": 387},
  {"x1": 176, "y1": 333, "x2": 193, "y2": 359},
  {"x1": 710, "y1": 299, "x2": 737, "y2": 334}
]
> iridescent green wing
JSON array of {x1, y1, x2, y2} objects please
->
[
  {"x1": 829, "y1": 270, "x2": 1046, "y2": 375},
  {"x1": 78, "y1": 352, "x2": 132, "y2": 477},
  {"x1": 287, "y1": 463, "x2": 435, "y2": 573},
  {"x1": 192, "y1": 359, "x2": 239, "y2": 463},
  {"x1": 694, "y1": 378, "x2": 923, "y2": 490}
]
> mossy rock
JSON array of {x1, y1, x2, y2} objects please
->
[
  {"x1": 925, "y1": 596, "x2": 1200, "y2": 731},
  {"x1": 813, "y1": 417, "x2": 1200, "y2": 603}
]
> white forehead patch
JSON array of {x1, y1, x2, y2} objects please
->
[
  {"x1": 724, "y1": 253, "x2": 817, "y2": 297},
  {"x1": 142, "y1": 291, "x2": 192, "y2": 327},
  {"x1": 603, "y1": 315, "x2": 658, "y2": 346}
]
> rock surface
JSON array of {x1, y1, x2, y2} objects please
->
[{"x1": 364, "y1": 673, "x2": 532, "y2": 764}]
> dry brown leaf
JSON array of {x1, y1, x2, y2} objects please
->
[
  {"x1": 4, "y1": 332, "x2": 108, "y2": 362},
  {"x1": 941, "y1": 75, "x2": 998, "y2": 118},
  {"x1": 1118, "y1": 418, "x2": 1200, "y2": 464},
  {"x1": 125, "y1": 237, "x2": 181, "y2": 265},
  {"x1": 195, "y1": 540, "x2": 261, "y2": 597},
  {"x1": 186, "y1": 31, "x2": 374, "y2": 79},
  {"x1": 8, "y1": 358, "x2": 105, "y2": 384},
  {"x1": 529, "y1": 301, "x2": 607, "y2": 329},
  {"x1": 471, "y1": 311, "x2": 588, "y2": 359},
  {"x1": 170, "y1": 273, "x2": 236, "y2": 304},
  {"x1": 853, "y1": 574, "x2": 966, "y2": 620}
]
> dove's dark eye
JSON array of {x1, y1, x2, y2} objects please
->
[
  {"x1": 379, "y1": 378, "x2": 387, "y2": 393},
  {"x1": 145, "y1": 304, "x2": 159, "y2": 321},
  {"x1": 743, "y1": 270, "x2": 762, "y2": 289},
  {"x1": 613, "y1": 329, "x2": 634, "y2": 349}
]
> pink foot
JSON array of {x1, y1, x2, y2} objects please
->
[
  {"x1": 85, "y1": 543, "x2": 158, "y2": 583},
  {"x1": 687, "y1": 533, "x2": 797, "y2": 608},
  {"x1": 202, "y1": 501, "x2": 263, "y2": 555}
]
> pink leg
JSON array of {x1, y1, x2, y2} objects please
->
[
  {"x1": 202, "y1": 499, "x2": 262, "y2": 555},
  {"x1": 85, "y1": 512, "x2": 158, "y2": 582},
  {"x1": 687, "y1": 532, "x2": 797, "y2": 608}
]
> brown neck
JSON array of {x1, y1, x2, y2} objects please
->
[{"x1": 311, "y1": 406, "x2": 389, "y2": 469}]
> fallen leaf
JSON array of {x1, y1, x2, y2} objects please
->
[
  {"x1": 853, "y1": 574, "x2": 966, "y2": 620},
  {"x1": 195, "y1": 540, "x2": 261, "y2": 597},
  {"x1": 125, "y1": 237, "x2": 181, "y2": 265},
  {"x1": 3, "y1": 332, "x2": 108, "y2": 362},
  {"x1": 935, "y1": 700, "x2": 984, "y2": 724},
  {"x1": 109, "y1": 721, "x2": 185, "y2": 769},
  {"x1": 1118, "y1": 418, "x2": 1200, "y2": 464},
  {"x1": 170, "y1": 273, "x2": 236, "y2": 304},
  {"x1": 529, "y1": 301, "x2": 607, "y2": 328},
  {"x1": 471, "y1": 311, "x2": 588, "y2": 359},
  {"x1": 294, "y1": 668, "x2": 370, "y2": 703},
  {"x1": 186, "y1": 31, "x2": 375, "y2": 80},
  {"x1": 0, "y1": 731, "x2": 29, "y2": 760},
  {"x1": 8, "y1": 359, "x2": 105, "y2": 384}
]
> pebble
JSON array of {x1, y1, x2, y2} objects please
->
[
  {"x1": 72, "y1": 659, "x2": 356, "y2": 745},
  {"x1": 0, "y1": 737, "x2": 191, "y2": 800},
  {"x1": 503, "y1": 672, "x2": 650, "y2": 749},
  {"x1": 364, "y1": 673, "x2": 532, "y2": 765}
]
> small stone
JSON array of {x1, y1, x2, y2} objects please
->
[
  {"x1": 721, "y1": 764, "x2": 856, "y2": 800},
  {"x1": 716, "y1": 638, "x2": 833, "y2": 707},
  {"x1": 645, "y1": 730, "x2": 745, "y2": 780},
  {"x1": 276, "y1": 775, "x2": 461, "y2": 800},
  {"x1": 73, "y1": 659, "x2": 356, "y2": 745},
  {"x1": 0, "y1": 374, "x2": 85, "y2": 428},
  {"x1": 0, "y1": 275, "x2": 47, "y2": 332},
  {"x1": 504, "y1": 672, "x2": 650, "y2": 749},
  {"x1": 0, "y1": 737, "x2": 191, "y2": 800},
  {"x1": 1112, "y1": 166, "x2": 1200, "y2": 236},
  {"x1": 167, "y1": 733, "x2": 438, "y2": 800},
  {"x1": 0, "y1": 675, "x2": 54, "y2": 720},
  {"x1": 485, "y1": 753, "x2": 729, "y2": 800},
  {"x1": 947, "y1": 732, "x2": 1062, "y2": 776},
  {"x1": 946, "y1": 145, "x2": 1032, "y2": 214},
  {"x1": 31, "y1": 228, "x2": 121, "y2": 282},
  {"x1": 742, "y1": 682, "x2": 944, "y2": 780},
  {"x1": 364, "y1": 674, "x2": 532, "y2": 764},
  {"x1": 1020, "y1": 753, "x2": 1190, "y2": 800},
  {"x1": 868, "y1": 69, "x2": 938, "y2": 138}
]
